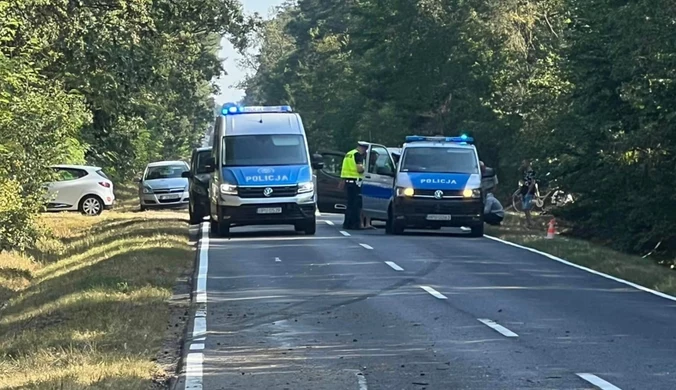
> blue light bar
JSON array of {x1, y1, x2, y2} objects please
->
[
  {"x1": 221, "y1": 103, "x2": 293, "y2": 115},
  {"x1": 405, "y1": 135, "x2": 474, "y2": 144}
]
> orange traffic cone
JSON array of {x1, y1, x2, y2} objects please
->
[{"x1": 546, "y1": 218, "x2": 556, "y2": 239}]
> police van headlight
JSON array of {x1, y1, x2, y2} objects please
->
[
  {"x1": 463, "y1": 188, "x2": 481, "y2": 198},
  {"x1": 396, "y1": 187, "x2": 415, "y2": 197},
  {"x1": 297, "y1": 181, "x2": 314, "y2": 194},
  {"x1": 220, "y1": 183, "x2": 238, "y2": 195}
]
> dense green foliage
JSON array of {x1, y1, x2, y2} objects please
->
[
  {"x1": 242, "y1": 0, "x2": 676, "y2": 256},
  {"x1": 0, "y1": 0, "x2": 251, "y2": 250}
]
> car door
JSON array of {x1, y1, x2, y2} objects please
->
[
  {"x1": 315, "y1": 151, "x2": 348, "y2": 213},
  {"x1": 361, "y1": 144, "x2": 396, "y2": 220},
  {"x1": 47, "y1": 168, "x2": 87, "y2": 208}
]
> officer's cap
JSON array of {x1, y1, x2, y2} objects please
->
[{"x1": 357, "y1": 141, "x2": 369, "y2": 147}]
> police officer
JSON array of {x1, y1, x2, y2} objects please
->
[{"x1": 341, "y1": 141, "x2": 368, "y2": 230}]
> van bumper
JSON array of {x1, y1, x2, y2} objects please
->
[
  {"x1": 392, "y1": 197, "x2": 483, "y2": 228},
  {"x1": 216, "y1": 192, "x2": 316, "y2": 227}
]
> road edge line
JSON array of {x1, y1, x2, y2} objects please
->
[{"x1": 484, "y1": 235, "x2": 676, "y2": 303}]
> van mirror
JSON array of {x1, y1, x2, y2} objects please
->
[
  {"x1": 204, "y1": 157, "x2": 216, "y2": 172},
  {"x1": 311, "y1": 153, "x2": 324, "y2": 170},
  {"x1": 181, "y1": 171, "x2": 192, "y2": 178}
]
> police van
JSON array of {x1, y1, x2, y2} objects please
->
[
  {"x1": 206, "y1": 103, "x2": 324, "y2": 236},
  {"x1": 360, "y1": 135, "x2": 485, "y2": 237}
]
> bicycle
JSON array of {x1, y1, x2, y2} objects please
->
[{"x1": 511, "y1": 181, "x2": 573, "y2": 213}]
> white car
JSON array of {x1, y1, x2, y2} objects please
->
[
  {"x1": 138, "y1": 161, "x2": 190, "y2": 210},
  {"x1": 45, "y1": 165, "x2": 115, "y2": 216}
]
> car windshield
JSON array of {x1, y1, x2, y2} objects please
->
[
  {"x1": 144, "y1": 164, "x2": 187, "y2": 180},
  {"x1": 400, "y1": 147, "x2": 479, "y2": 174},
  {"x1": 223, "y1": 134, "x2": 307, "y2": 166}
]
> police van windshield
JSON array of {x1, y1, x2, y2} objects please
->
[
  {"x1": 223, "y1": 134, "x2": 308, "y2": 166},
  {"x1": 400, "y1": 147, "x2": 479, "y2": 174}
]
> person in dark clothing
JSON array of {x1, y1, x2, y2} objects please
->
[
  {"x1": 340, "y1": 141, "x2": 367, "y2": 230},
  {"x1": 519, "y1": 159, "x2": 536, "y2": 228}
]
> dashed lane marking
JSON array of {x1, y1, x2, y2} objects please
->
[
  {"x1": 420, "y1": 285, "x2": 448, "y2": 299},
  {"x1": 576, "y1": 373, "x2": 622, "y2": 390},
  {"x1": 478, "y1": 318, "x2": 519, "y2": 338},
  {"x1": 359, "y1": 243, "x2": 373, "y2": 250},
  {"x1": 385, "y1": 261, "x2": 404, "y2": 271}
]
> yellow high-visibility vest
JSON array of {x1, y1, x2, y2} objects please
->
[{"x1": 341, "y1": 149, "x2": 363, "y2": 179}]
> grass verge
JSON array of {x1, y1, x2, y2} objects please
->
[
  {"x1": 0, "y1": 193, "x2": 193, "y2": 389},
  {"x1": 486, "y1": 212, "x2": 676, "y2": 295}
]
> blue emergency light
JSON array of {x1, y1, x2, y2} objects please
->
[
  {"x1": 221, "y1": 103, "x2": 293, "y2": 115},
  {"x1": 405, "y1": 135, "x2": 474, "y2": 144}
]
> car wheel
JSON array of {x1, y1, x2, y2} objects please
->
[
  {"x1": 189, "y1": 199, "x2": 203, "y2": 225},
  {"x1": 79, "y1": 196, "x2": 103, "y2": 216}
]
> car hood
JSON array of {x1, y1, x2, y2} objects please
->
[
  {"x1": 396, "y1": 172, "x2": 481, "y2": 190},
  {"x1": 222, "y1": 165, "x2": 311, "y2": 186},
  {"x1": 143, "y1": 177, "x2": 188, "y2": 189}
]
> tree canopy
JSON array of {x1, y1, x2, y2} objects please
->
[
  {"x1": 241, "y1": 0, "x2": 676, "y2": 256},
  {"x1": 0, "y1": 0, "x2": 252, "y2": 250}
]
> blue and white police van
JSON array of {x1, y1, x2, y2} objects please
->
[
  {"x1": 360, "y1": 135, "x2": 485, "y2": 237},
  {"x1": 206, "y1": 103, "x2": 324, "y2": 236}
]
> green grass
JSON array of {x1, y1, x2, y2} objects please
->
[
  {"x1": 0, "y1": 188, "x2": 193, "y2": 389},
  {"x1": 486, "y1": 212, "x2": 676, "y2": 295}
]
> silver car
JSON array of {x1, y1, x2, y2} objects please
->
[{"x1": 138, "y1": 161, "x2": 190, "y2": 211}]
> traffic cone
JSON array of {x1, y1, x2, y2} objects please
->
[{"x1": 546, "y1": 218, "x2": 556, "y2": 239}]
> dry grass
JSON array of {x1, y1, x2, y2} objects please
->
[
  {"x1": 486, "y1": 212, "x2": 676, "y2": 295},
  {"x1": 0, "y1": 185, "x2": 193, "y2": 389}
]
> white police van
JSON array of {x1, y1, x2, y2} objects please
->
[
  {"x1": 360, "y1": 135, "x2": 485, "y2": 237},
  {"x1": 206, "y1": 103, "x2": 324, "y2": 236}
]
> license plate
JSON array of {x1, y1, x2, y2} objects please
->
[
  {"x1": 426, "y1": 214, "x2": 452, "y2": 221},
  {"x1": 257, "y1": 207, "x2": 282, "y2": 214},
  {"x1": 160, "y1": 195, "x2": 180, "y2": 200}
]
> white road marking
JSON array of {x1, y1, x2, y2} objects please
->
[
  {"x1": 478, "y1": 318, "x2": 519, "y2": 338},
  {"x1": 196, "y1": 223, "x2": 209, "y2": 304},
  {"x1": 340, "y1": 230, "x2": 351, "y2": 237},
  {"x1": 325, "y1": 220, "x2": 335, "y2": 226},
  {"x1": 275, "y1": 257, "x2": 282, "y2": 262},
  {"x1": 356, "y1": 371, "x2": 368, "y2": 390},
  {"x1": 420, "y1": 285, "x2": 448, "y2": 299},
  {"x1": 193, "y1": 316, "x2": 206, "y2": 338},
  {"x1": 576, "y1": 373, "x2": 622, "y2": 390},
  {"x1": 185, "y1": 222, "x2": 209, "y2": 390},
  {"x1": 485, "y1": 235, "x2": 676, "y2": 303},
  {"x1": 384, "y1": 261, "x2": 404, "y2": 271},
  {"x1": 185, "y1": 353, "x2": 203, "y2": 389},
  {"x1": 359, "y1": 243, "x2": 373, "y2": 250}
]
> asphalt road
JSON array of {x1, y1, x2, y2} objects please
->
[{"x1": 178, "y1": 214, "x2": 676, "y2": 390}]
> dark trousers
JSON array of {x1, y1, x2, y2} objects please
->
[
  {"x1": 343, "y1": 181, "x2": 362, "y2": 229},
  {"x1": 484, "y1": 213, "x2": 504, "y2": 226}
]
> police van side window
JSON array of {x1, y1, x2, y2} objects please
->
[{"x1": 368, "y1": 147, "x2": 395, "y2": 175}]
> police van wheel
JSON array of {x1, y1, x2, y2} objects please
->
[
  {"x1": 469, "y1": 224, "x2": 484, "y2": 237},
  {"x1": 217, "y1": 222, "x2": 230, "y2": 236},
  {"x1": 302, "y1": 218, "x2": 316, "y2": 235},
  {"x1": 386, "y1": 215, "x2": 404, "y2": 235}
]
